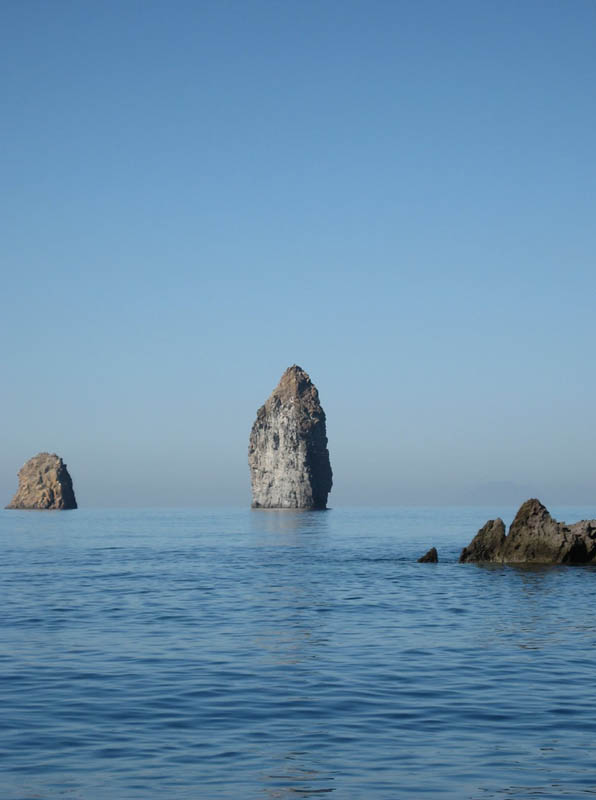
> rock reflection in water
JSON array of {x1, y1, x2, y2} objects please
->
[{"x1": 250, "y1": 508, "x2": 330, "y2": 541}]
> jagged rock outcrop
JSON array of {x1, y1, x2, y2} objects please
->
[
  {"x1": 5, "y1": 453, "x2": 77, "y2": 510},
  {"x1": 249, "y1": 365, "x2": 332, "y2": 509},
  {"x1": 460, "y1": 518, "x2": 506, "y2": 563},
  {"x1": 418, "y1": 547, "x2": 438, "y2": 563},
  {"x1": 460, "y1": 499, "x2": 596, "y2": 564}
]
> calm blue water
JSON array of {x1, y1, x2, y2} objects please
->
[{"x1": 1, "y1": 506, "x2": 596, "y2": 800}]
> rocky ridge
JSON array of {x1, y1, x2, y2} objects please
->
[
  {"x1": 6, "y1": 452, "x2": 77, "y2": 510},
  {"x1": 248, "y1": 365, "x2": 332, "y2": 509},
  {"x1": 460, "y1": 499, "x2": 596, "y2": 564}
]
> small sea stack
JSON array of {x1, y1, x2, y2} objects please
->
[
  {"x1": 248, "y1": 365, "x2": 333, "y2": 509},
  {"x1": 5, "y1": 452, "x2": 77, "y2": 510},
  {"x1": 418, "y1": 547, "x2": 438, "y2": 563},
  {"x1": 460, "y1": 498, "x2": 596, "y2": 565}
]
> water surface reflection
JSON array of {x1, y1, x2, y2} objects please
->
[
  {"x1": 2, "y1": 508, "x2": 596, "y2": 799},
  {"x1": 251, "y1": 508, "x2": 329, "y2": 533}
]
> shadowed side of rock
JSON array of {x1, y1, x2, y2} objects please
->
[
  {"x1": 248, "y1": 365, "x2": 333, "y2": 509},
  {"x1": 5, "y1": 453, "x2": 77, "y2": 510},
  {"x1": 460, "y1": 499, "x2": 596, "y2": 565},
  {"x1": 459, "y1": 518, "x2": 506, "y2": 563}
]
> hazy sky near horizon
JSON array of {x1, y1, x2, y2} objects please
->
[{"x1": 2, "y1": 0, "x2": 595, "y2": 508}]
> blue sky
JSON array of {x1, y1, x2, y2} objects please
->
[{"x1": 2, "y1": 0, "x2": 595, "y2": 507}]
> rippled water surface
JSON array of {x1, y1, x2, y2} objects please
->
[{"x1": 2, "y1": 506, "x2": 596, "y2": 799}]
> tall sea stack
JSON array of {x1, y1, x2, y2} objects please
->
[
  {"x1": 249, "y1": 365, "x2": 333, "y2": 509},
  {"x1": 5, "y1": 452, "x2": 77, "y2": 510}
]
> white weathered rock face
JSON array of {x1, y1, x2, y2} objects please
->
[
  {"x1": 249, "y1": 366, "x2": 332, "y2": 509},
  {"x1": 5, "y1": 452, "x2": 77, "y2": 510}
]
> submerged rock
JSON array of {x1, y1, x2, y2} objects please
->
[
  {"x1": 249, "y1": 365, "x2": 332, "y2": 509},
  {"x1": 459, "y1": 499, "x2": 596, "y2": 564},
  {"x1": 418, "y1": 547, "x2": 438, "y2": 563},
  {"x1": 5, "y1": 452, "x2": 77, "y2": 510}
]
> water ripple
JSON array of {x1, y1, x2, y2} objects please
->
[{"x1": 1, "y1": 507, "x2": 596, "y2": 799}]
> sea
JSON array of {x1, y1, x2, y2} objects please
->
[{"x1": 1, "y1": 506, "x2": 596, "y2": 800}]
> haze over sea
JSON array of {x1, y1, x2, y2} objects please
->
[{"x1": 2, "y1": 506, "x2": 596, "y2": 800}]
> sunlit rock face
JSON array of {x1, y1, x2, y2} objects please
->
[
  {"x1": 248, "y1": 365, "x2": 332, "y2": 509},
  {"x1": 459, "y1": 499, "x2": 596, "y2": 564},
  {"x1": 5, "y1": 452, "x2": 77, "y2": 510}
]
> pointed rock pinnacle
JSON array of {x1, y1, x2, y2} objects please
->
[{"x1": 248, "y1": 365, "x2": 333, "y2": 509}]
